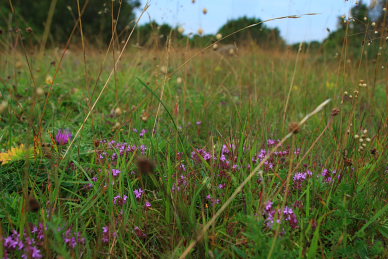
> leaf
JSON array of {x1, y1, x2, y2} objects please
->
[{"x1": 355, "y1": 203, "x2": 388, "y2": 238}]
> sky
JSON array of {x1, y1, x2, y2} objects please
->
[{"x1": 135, "y1": 0, "x2": 374, "y2": 44}]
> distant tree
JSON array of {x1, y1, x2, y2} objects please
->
[
  {"x1": 135, "y1": 22, "x2": 186, "y2": 48},
  {"x1": 291, "y1": 41, "x2": 322, "y2": 53},
  {"x1": 371, "y1": 0, "x2": 388, "y2": 31},
  {"x1": 0, "y1": 0, "x2": 140, "y2": 44},
  {"x1": 322, "y1": 1, "x2": 373, "y2": 56},
  {"x1": 189, "y1": 34, "x2": 214, "y2": 48},
  {"x1": 217, "y1": 16, "x2": 285, "y2": 47}
]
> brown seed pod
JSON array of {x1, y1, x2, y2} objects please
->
[
  {"x1": 343, "y1": 157, "x2": 353, "y2": 167},
  {"x1": 94, "y1": 140, "x2": 100, "y2": 148},
  {"x1": 288, "y1": 122, "x2": 301, "y2": 134},
  {"x1": 136, "y1": 157, "x2": 156, "y2": 175},
  {"x1": 28, "y1": 196, "x2": 40, "y2": 212},
  {"x1": 331, "y1": 108, "x2": 340, "y2": 117}
]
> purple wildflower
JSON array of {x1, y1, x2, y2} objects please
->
[
  {"x1": 179, "y1": 163, "x2": 186, "y2": 171},
  {"x1": 203, "y1": 153, "x2": 212, "y2": 161},
  {"x1": 134, "y1": 188, "x2": 144, "y2": 199},
  {"x1": 102, "y1": 226, "x2": 117, "y2": 243},
  {"x1": 55, "y1": 129, "x2": 72, "y2": 145},
  {"x1": 263, "y1": 201, "x2": 299, "y2": 229},
  {"x1": 321, "y1": 169, "x2": 340, "y2": 183},
  {"x1": 30, "y1": 246, "x2": 43, "y2": 259},
  {"x1": 267, "y1": 139, "x2": 279, "y2": 146},
  {"x1": 102, "y1": 226, "x2": 110, "y2": 243},
  {"x1": 112, "y1": 169, "x2": 121, "y2": 177},
  {"x1": 206, "y1": 194, "x2": 221, "y2": 206},
  {"x1": 64, "y1": 228, "x2": 85, "y2": 249},
  {"x1": 139, "y1": 129, "x2": 148, "y2": 138},
  {"x1": 283, "y1": 206, "x2": 299, "y2": 229},
  {"x1": 265, "y1": 201, "x2": 273, "y2": 212},
  {"x1": 113, "y1": 195, "x2": 128, "y2": 206},
  {"x1": 134, "y1": 227, "x2": 147, "y2": 238},
  {"x1": 293, "y1": 172, "x2": 307, "y2": 189},
  {"x1": 218, "y1": 183, "x2": 226, "y2": 189}
]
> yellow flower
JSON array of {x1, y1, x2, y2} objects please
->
[
  {"x1": 0, "y1": 144, "x2": 32, "y2": 165},
  {"x1": 326, "y1": 81, "x2": 335, "y2": 89},
  {"x1": 214, "y1": 66, "x2": 222, "y2": 72}
]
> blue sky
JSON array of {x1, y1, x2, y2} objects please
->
[{"x1": 136, "y1": 0, "x2": 373, "y2": 44}]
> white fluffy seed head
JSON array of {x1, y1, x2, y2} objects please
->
[
  {"x1": 160, "y1": 66, "x2": 168, "y2": 74},
  {"x1": 115, "y1": 107, "x2": 122, "y2": 116},
  {"x1": 36, "y1": 87, "x2": 45, "y2": 96}
]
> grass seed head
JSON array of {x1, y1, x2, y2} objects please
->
[
  {"x1": 160, "y1": 66, "x2": 168, "y2": 74},
  {"x1": 289, "y1": 122, "x2": 301, "y2": 134},
  {"x1": 114, "y1": 107, "x2": 122, "y2": 116},
  {"x1": 45, "y1": 75, "x2": 53, "y2": 85},
  {"x1": 0, "y1": 101, "x2": 8, "y2": 113},
  {"x1": 178, "y1": 27, "x2": 185, "y2": 34},
  {"x1": 36, "y1": 87, "x2": 45, "y2": 96}
]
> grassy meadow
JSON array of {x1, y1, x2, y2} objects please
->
[{"x1": 0, "y1": 30, "x2": 388, "y2": 258}]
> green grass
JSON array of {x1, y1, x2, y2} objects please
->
[{"x1": 0, "y1": 45, "x2": 387, "y2": 258}]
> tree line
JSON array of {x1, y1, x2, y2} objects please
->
[
  {"x1": 292, "y1": 0, "x2": 388, "y2": 58},
  {"x1": 0, "y1": 0, "x2": 387, "y2": 55},
  {"x1": 0, "y1": 0, "x2": 284, "y2": 49}
]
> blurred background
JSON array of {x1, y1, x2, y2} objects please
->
[{"x1": 1, "y1": 0, "x2": 387, "y2": 57}]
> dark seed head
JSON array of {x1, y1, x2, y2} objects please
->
[
  {"x1": 28, "y1": 197, "x2": 40, "y2": 212},
  {"x1": 136, "y1": 157, "x2": 155, "y2": 175},
  {"x1": 94, "y1": 140, "x2": 100, "y2": 148},
  {"x1": 344, "y1": 157, "x2": 352, "y2": 167},
  {"x1": 288, "y1": 122, "x2": 300, "y2": 134}
]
